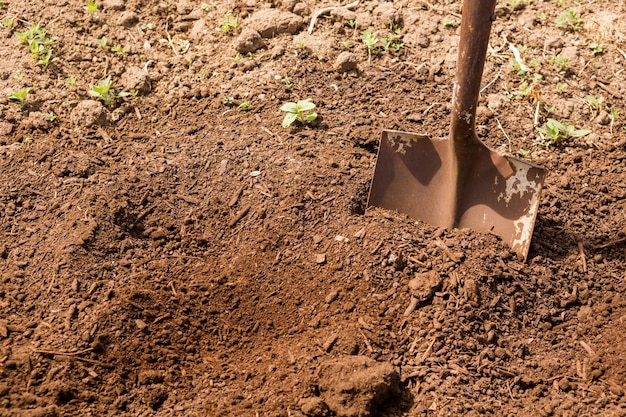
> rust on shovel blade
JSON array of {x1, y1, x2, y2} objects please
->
[{"x1": 368, "y1": 130, "x2": 546, "y2": 261}]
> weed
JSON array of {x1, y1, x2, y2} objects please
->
[
  {"x1": 9, "y1": 88, "x2": 33, "y2": 106},
  {"x1": 238, "y1": 101, "x2": 250, "y2": 111},
  {"x1": 380, "y1": 33, "x2": 403, "y2": 52},
  {"x1": 536, "y1": 118, "x2": 591, "y2": 147},
  {"x1": 44, "y1": 112, "x2": 57, "y2": 122},
  {"x1": 555, "y1": 9, "x2": 582, "y2": 32},
  {"x1": 231, "y1": 53, "x2": 242, "y2": 62},
  {"x1": 111, "y1": 44, "x2": 126, "y2": 54},
  {"x1": 88, "y1": 76, "x2": 131, "y2": 106},
  {"x1": 281, "y1": 99, "x2": 317, "y2": 128},
  {"x1": 222, "y1": 96, "x2": 234, "y2": 106},
  {"x1": 95, "y1": 36, "x2": 107, "y2": 48},
  {"x1": 1, "y1": 17, "x2": 14, "y2": 28},
  {"x1": 15, "y1": 22, "x2": 58, "y2": 66},
  {"x1": 65, "y1": 76, "x2": 77, "y2": 87},
  {"x1": 139, "y1": 23, "x2": 154, "y2": 32},
  {"x1": 442, "y1": 17, "x2": 457, "y2": 28},
  {"x1": 518, "y1": 149, "x2": 530, "y2": 157},
  {"x1": 84, "y1": 0, "x2": 98, "y2": 13},
  {"x1": 589, "y1": 43, "x2": 603, "y2": 55},
  {"x1": 283, "y1": 77, "x2": 292, "y2": 90},
  {"x1": 585, "y1": 95, "x2": 604, "y2": 111},
  {"x1": 556, "y1": 82, "x2": 567, "y2": 92},
  {"x1": 362, "y1": 29, "x2": 378, "y2": 62},
  {"x1": 348, "y1": 20, "x2": 357, "y2": 29},
  {"x1": 221, "y1": 13, "x2": 238, "y2": 33},
  {"x1": 538, "y1": 12, "x2": 547, "y2": 22},
  {"x1": 549, "y1": 54, "x2": 568, "y2": 72}
]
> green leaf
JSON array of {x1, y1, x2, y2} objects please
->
[
  {"x1": 280, "y1": 102, "x2": 298, "y2": 112},
  {"x1": 569, "y1": 128, "x2": 591, "y2": 138},
  {"x1": 282, "y1": 112, "x2": 298, "y2": 128},
  {"x1": 304, "y1": 112, "x2": 317, "y2": 122},
  {"x1": 296, "y1": 100, "x2": 315, "y2": 111}
]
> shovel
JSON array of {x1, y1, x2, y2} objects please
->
[{"x1": 367, "y1": 0, "x2": 546, "y2": 261}]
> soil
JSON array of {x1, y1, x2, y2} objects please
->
[{"x1": 0, "y1": 0, "x2": 625, "y2": 416}]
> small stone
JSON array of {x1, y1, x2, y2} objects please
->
[
  {"x1": 315, "y1": 253, "x2": 326, "y2": 264},
  {"x1": 334, "y1": 52, "x2": 359, "y2": 73},
  {"x1": 70, "y1": 100, "x2": 109, "y2": 128},
  {"x1": 558, "y1": 378, "x2": 571, "y2": 391},
  {"x1": 135, "y1": 319, "x2": 147, "y2": 331},
  {"x1": 235, "y1": 29, "x2": 265, "y2": 54},
  {"x1": 102, "y1": 0, "x2": 125, "y2": 10},
  {"x1": 330, "y1": 8, "x2": 357, "y2": 23},
  {"x1": 325, "y1": 290, "x2": 339, "y2": 304},
  {"x1": 247, "y1": 9, "x2": 303, "y2": 38},
  {"x1": 408, "y1": 271, "x2": 442, "y2": 303},
  {"x1": 120, "y1": 67, "x2": 151, "y2": 95}
]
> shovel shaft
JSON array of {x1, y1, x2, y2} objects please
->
[{"x1": 450, "y1": 0, "x2": 497, "y2": 144}]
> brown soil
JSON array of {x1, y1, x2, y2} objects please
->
[{"x1": 1, "y1": 0, "x2": 625, "y2": 416}]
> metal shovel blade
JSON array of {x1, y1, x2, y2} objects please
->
[
  {"x1": 367, "y1": 130, "x2": 546, "y2": 260},
  {"x1": 367, "y1": 0, "x2": 546, "y2": 261}
]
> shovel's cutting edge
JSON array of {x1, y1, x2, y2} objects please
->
[{"x1": 367, "y1": 130, "x2": 546, "y2": 261}]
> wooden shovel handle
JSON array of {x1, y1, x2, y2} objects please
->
[{"x1": 450, "y1": 0, "x2": 497, "y2": 144}]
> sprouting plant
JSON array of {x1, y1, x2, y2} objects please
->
[
  {"x1": 0, "y1": 2, "x2": 8, "y2": 8},
  {"x1": 65, "y1": 76, "x2": 77, "y2": 87},
  {"x1": 111, "y1": 44, "x2": 126, "y2": 54},
  {"x1": 556, "y1": 82, "x2": 567, "y2": 92},
  {"x1": 221, "y1": 13, "x2": 238, "y2": 33},
  {"x1": 280, "y1": 99, "x2": 317, "y2": 128},
  {"x1": 1, "y1": 17, "x2": 14, "y2": 28},
  {"x1": 95, "y1": 36, "x2": 107, "y2": 48},
  {"x1": 380, "y1": 33, "x2": 403, "y2": 52},
  {"x1": 509, "y1": 44, "x2": 531, "y2": 78},
  {"x1": 231, "y1": 53, "x2": 242, "y2": 62},
  {"x1": 283, "y1": 76, "x2": 292, "y2": 90},
  {"x1": 362, "y1": 30, "x2": 378, "y2": 62},
  {"x1": 238, "y1": 101, "x2": 250, "y2": 111},
  {"x1": 442, "y1": 17, "x2": 457, "y2": 28},
  {"x1": 222, "y1": 96, "x2": 234, "y2": 106},
  {"x1": 9, "y1": 88, "x2": 33, "y2": 106},
  {"x1": 536, "y1": 118, "x2": 591, "y2": 147},
  {"x1": 201, "y1": 3, "x2": 211, "y2": 12},
  {"x1": 608, "y1": 107, "x2": 619, "y2": 135},
  {"x1": 88, "y1": 76, "x2": 131, "y2": 106},
  {"x1": 44, "y1": 112, "x2": 57, "y2": 122},
  {"x1": 555, "y1": 9, "x2": 582, "y2": 32},
  {"x1": 538, "y1": 12, "x2": 547, "y2": 22},
  {"x1": 348, "y1": 20, "x2": 357, "y2": 29},
  {"x1": 589, "y1": 43, "x2": 603, "y2": 55},
  {"x1": 518, "y1": 149, "x2": 530, "y2": 157},
  {"x1": 84, "y1": 0, "x2": 98, "y2": 13},
  {"x1": 549, "y1": 54, "x2": 568, "y2": 72},
  {"x1": 15, "y1": 22, "x2": 58, "y2": 66},
  {"x1": 585, "y1": 95, "x2": 604, "y2": 111}
]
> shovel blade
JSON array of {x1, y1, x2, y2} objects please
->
[{"x1": 367, "y1": 130, "x2": 546, "y2": 261}]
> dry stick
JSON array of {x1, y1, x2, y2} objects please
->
[
  {"x1": 229, "y1": 204, "x2": 251, "y2": 228},
  {"x1": 577, "y1": 240, "x2": 588, "y2": 273},
  {"x1": 359, "y1": 329, "x2": 374, "y2": 352},
  {"x1": 594, "y1": 236, "x2": 626, "y2": 249},
  {"x1": 579, "y1": 340, "x2": 596, "y2": 358},
  {"x1": 308, "y1": 0, "x2": 360, "y2": 34},
  {"x1": 495, "y1": 117, "x2": 512, "y2": 153}
]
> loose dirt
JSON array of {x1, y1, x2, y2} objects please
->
[{"x1": 0, "y1": 0, "x2": 625, "y2": 416}]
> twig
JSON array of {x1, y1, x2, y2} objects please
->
[
  {"x1": 308, "y1": 1, "x2": 360, "y2": 34},
  {"x1": 495, "y1": 117, "x2": 511, "y2": 153},
  {"x1": 579, "y1": 340, "x2": 596, "y2": 358},
  {"x1": 229, "y1": 204, "x2": 251, "y2": 228},
  {"x1": 165, "y1": 22, "x2": 179, "y2": 56},
  {"x1": 480, "y1": 69, "x2": 501, "y2": 93},
  {"x1": 418, "y1": 338, "x2": 436, "y2": 363},
  {"x1": 34, "y1": 348, "x2": 93, "y2": 356},
  {"x1": 577, "y1": 240, "x2": 587, "y2": 273},
  {"x1": 359, "y1": 329, "x2": 374, "y2": 352},
  {"x1": 594, "y1": 236, "x2": 626, "y2": 249}
]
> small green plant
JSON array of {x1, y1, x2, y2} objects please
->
[
  {"x1": 1, "y1": 17, "x2": 14, "y2": 28},
  {"x1": 9, "y1": 88, "x2": 33, "y2": 106},
  {"x1": 283, "y1": 76, "x2": 292, "y2": 90},
  {"x1": 518, "y1": 149, "x2": 530, "y2": 157},
  {"x1": 220, "y1": 13, "x2": 238, "y2": 33},
  {"x1": 555, "y1": 9, "x2": 582, "y2": 32},
  {"x1": 88, "y1": 76, "x2": 131, "y2": 106},
  {"x1": 442, "y1": 17, "x2": 457, "y2": 28},
  {"x1": 348, "y1": 20, "x2": 357, "y2": 29},
  {"x1": 538, "y1": 12, "x2": 547, "y2": 22},
  {"x1": 556, "y1": 82, "x2": 567, "y2": 92},
  {"x1": 280, "y1": 99, "x2": 317, "y2": 128},
  {"x1": 549, "y1": 54, "x2": 569, "y2": 72},
  {"x1": 44, "y1": 112, "x2": 57, "y2": 122},
  {"x1": 95, "y1": 36, "x2": 107, "y2": 48},
  {"x1": 84, "y1": 0, "x2": 98, "y2": 13},
  {"x1": 536, "y1": 118, "x2": 591, "y2": 147},
  {"x1": 609, "y1": 107, "x2": 619, "y2": 134},
  {"x1": 238, "y1": 101, "x2": 250, "y2": 111},
  {"x1": 65, "y1": 76, "x2": 77, "y2": 87},
  {"x1": 0, "y1": 2, "x2": 8, "y2": 8},
  {"x1": 222, "y1": 96, "x2": 234, "y2": 106},
  {"x1": 585, "y1": 95, "x2": 604, "y2": 111},
  {"x1": 231, "y1": 53, "x2": 242, "y2": 62},
  {"x1": 589, "y1": 43, "x2": 603, "y2": 55},
  {"x1": 111, "y1": 44, "x2": 126, "y2": 54},
  {"x1": 380, "y1": 33, "x2": 403, "y2": 52},
  {"x1": 15, "y1": 22, "x2": 58, "y2": 66},
  {"x1": 362, "y1": 29, "x2": 378, "y2": 62}
]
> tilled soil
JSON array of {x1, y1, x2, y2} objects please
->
[{"x1": 0, "y1": 0, "x2": 625, "y2": 416}]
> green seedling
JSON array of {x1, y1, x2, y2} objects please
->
[
  {"x1": 281, "y1": 99, "x2": 317, "y2": 128},
  {"x1": 238, "y1": 101, "x2": 250, "y2": 111},
  {"x1": 549, "y1": 54, "x2": 568, "y2": 72},
  {"x1": 44, "y1": 112, "x2": 57, "y2": 122},
  {"x1": 538, "y1": 12, "x2": 547, "y2": 22},
  {"x1": 518, "y1": 149, "x2": 530, "y2": 157},
  {"x1": 0, "y1": 2, "x2": 8, "y2": 8},
  {"x1": 221, "y1": 13, "x2": 238, "y2": 33},
  {"x1": 585, "y1": 95, "x2": 604, "y2": 111},
  {"x1": 442, "y1": 17, "x2": 457, "y2": 28},
  {"x1": 111, "y1": 44, "x2": 126, "y2": 54},
  {"x1": 348, "y1": 20, "x2": 357, "y2": 29},
  {"x1": 15, "y1": 22, "x2": 58, "y2": 66},
  {"x1": 609, "y1": 107, "x2": 619, "y2": 134},
  {"x1": 1, "y1": 17, "x2": 14, "y2": 28},
  {"x1": 9, "y1": 88, "x2": 33, "y2": 106},
  {"x1": 589, "y1": 43, "x2": 603, "y2": 55},
  {"x1": 84, "y1": 0, "x2": 98, "y2": 13},
  {"x1": 231, "y1": 53, "x2": 242, "y2": 62},
  {"x1": 222, "y1": 96, "x2": 234, "y2": 106},
  {"x1": 380, "y1": 33, "x2": 403, "y2": 52},
  {"x1": 88, "y1": 76, "x2": 131, "y2": 106},
  {"x1": 283, "y1": 77, "x2": 292, "y2": 90},
  {"x1": 555, "y1": 9, "x2": 582, "y2": 32},
  {"x1": 556, "y1": 82, "x2": 567, "y2": 92},
  {"x1": 95, "y1": 36, "x2": 107, "y2": 48},
  {"x1": 362, "y1": 29, "x2": 378, "y2": 62},
  {"x1": 65, "y1": 76, "x2": 77, "y2": 87},
  {"x1": 536, "y1": 118, "x2": 591, "y2": 147}
]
